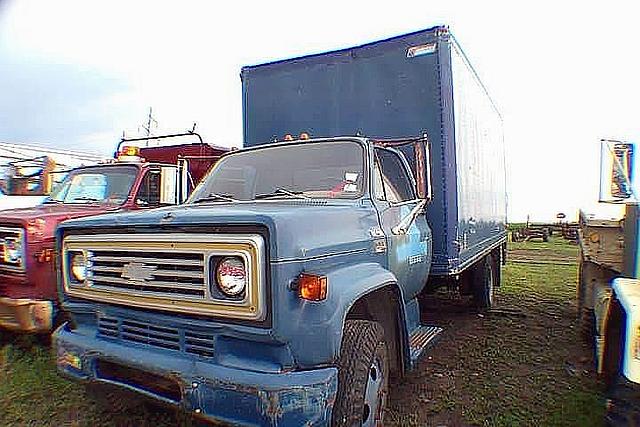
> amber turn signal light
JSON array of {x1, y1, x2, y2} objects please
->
[
  {"x1": 37, "y1": 248, "x2": 53, "y2": 263},
  {"x1": 298, "y1": 273, "x2": 328, "y2": 301},
  {"x1": 120, "y1": 145, "x2": 140, "y2": 156}
]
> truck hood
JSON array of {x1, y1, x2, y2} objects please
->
[
  {"x1": 59, "y1": 201, "x2": 379, "y2": 261},
  {"x1": 0, "y1": 203, "x2": 121, "y2": 239}
]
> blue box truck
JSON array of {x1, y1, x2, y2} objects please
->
[{"x1": 53, "y1": 26, "x2": 507, "y2": 426}]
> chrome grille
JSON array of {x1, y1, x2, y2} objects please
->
[
  {"x1": 0, "y1": 226, "x2": 25, "y2": 272},
  {"x1": 98, "y1": 314, "x2": 214, "y2": 357},
  {"x1": 63, "y1": 233, "x2": 266, "y2": 320},
  {"x1": 89, "y1": 250, "x2": 206, "y2": 299}
]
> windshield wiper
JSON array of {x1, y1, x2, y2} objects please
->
[
  {"x1": 254, "y1": 187, "x2": 311, "y2": 200},
  {"x1": 193, "y1": 193, "x2": 239, "y2": 203},
  {"x1": 42, "y1": 199, "x2": 61, "y2": 204}
]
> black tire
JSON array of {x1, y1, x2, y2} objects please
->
[
  {"x1": 333, "y1": 320, "x2": 389, "y2": 427},
  {"x1": 473, "y1": 256, "x2": 495, "y2": 310},
  {"x1": 603, "y1": 298, "x2": 626, "y2": 391}
]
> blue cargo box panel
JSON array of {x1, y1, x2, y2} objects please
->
[{"x1": 241, "y1": 26, "x2": 507, "y2": 276}]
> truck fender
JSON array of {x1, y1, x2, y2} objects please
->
[{"x1": 286, "y1": 262, "x2": 405, "y2": 368}]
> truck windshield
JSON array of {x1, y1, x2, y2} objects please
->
[
  {"x1": 46, "y1": 165, "x2": 138, "y2": 205},
  {"x1": 191, "y1": 140, "x2": 365, "y2": 202}
]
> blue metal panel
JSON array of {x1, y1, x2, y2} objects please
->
[
  {"x1": 433, "y1": 32, "x2": 460, "y2": 274},
  {"x1": 241, "y1": 26, "x2": 506, "y2": 276},
  {"x1": 449, "y1": 35, "x2": 507, "y2": 271},
  {"x1": 241, "y1": 26, "x2": 458, "y2": 276}
]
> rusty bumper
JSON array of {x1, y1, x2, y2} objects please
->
[
  {"x1": 54, "y1": 322, "x2": 338, "y2": 426},
  {"x1": 0, "y1": 297, "x2": 53, "y2": 333}
]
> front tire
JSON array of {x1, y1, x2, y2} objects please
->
[{"x1": 333, "y1": 320, "x2": 389, "y2": 427}]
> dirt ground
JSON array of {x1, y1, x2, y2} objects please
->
[{"x1": 387, "y1": 238, "x2": 603, "y2": 426}]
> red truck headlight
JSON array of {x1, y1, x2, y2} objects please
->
[
  {"x1": 3, "y1": 237, "x2": 23, "y2": 265},
  {"x1": 71, "y1": 252, "x2": 87, "y2": 281},
  {"x1": 67, "y1": 250, "x2": 91, "y2": 284}
]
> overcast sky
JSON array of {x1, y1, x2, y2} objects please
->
[{"x1": 0, "y1": 0, "x2": 638, "y2": 221}]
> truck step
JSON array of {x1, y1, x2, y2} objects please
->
[{"x1": 409, "y1": 325, "x2": 443, "y2": 364}]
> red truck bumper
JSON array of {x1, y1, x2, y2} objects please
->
[{"x1": 0, "y1": 297, "x2": 53, "y2": 332}]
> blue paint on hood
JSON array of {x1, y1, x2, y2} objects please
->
[{"x1": 58, "y1": 200, "x2": 379, "y2": 261}]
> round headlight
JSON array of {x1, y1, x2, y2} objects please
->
[
  {"x1": 71, "y1": 252, "x2": 87, "y2": 282},
  {"x1": 4, "y1": 238, "x2": 22, "y2": 264},
  {"x1": 216, "y1": 257, "x2": 247, "y2": 296}
]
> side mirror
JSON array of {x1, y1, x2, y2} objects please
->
[
  {"x1": 600, "y1": 140, "x2": 635, "y2": 203},
  {"x1": 159, "y1": 166, "x2": 178, "y2": 205},
  {"x1": 413, "y1": 135, "x2": 432, "y2": 201}
]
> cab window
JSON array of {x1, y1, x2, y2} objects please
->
[
  {"x1": 374, "y1": 148, "x2": 415, "y2": 203},
  {"x1": 136, "y1": 169, "x2": 162, "y2": 207},
  {"x1": 136, "y1": 167, "x2": 178, "y2": 207}
]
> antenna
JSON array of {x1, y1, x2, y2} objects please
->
[{"x1": 141, "y1": 107, "x2": 158, "y2": 145}]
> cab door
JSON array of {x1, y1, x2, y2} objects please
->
[{"x1": 373, "y1": 147, "x2": 432, "y2": 300}]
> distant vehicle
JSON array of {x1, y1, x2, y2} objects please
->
[
  {"x1": 54, "y1": 27, "x2": 506, "y2": 425},
  {"x1": 577, "y1": 139, "x2": 640, "y2": 424},
  {"x1": 0, "y1": 132, "x2": 228, "y2": 333},
  {"x1": 0, "y1": 156, "x2": 85, "y2": 210}
]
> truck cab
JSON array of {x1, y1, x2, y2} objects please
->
[
  {"x1": 0, "y1": 136, "x2": 227, "y2": 333},
  {"x1": 54, "y1": 136, "x2": 436, "y2": 426},
  {"x1": 577, "y1": 139, "x2": 640, "y2": 424}
]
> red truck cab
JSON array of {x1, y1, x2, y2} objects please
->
[{"x1": 0, "y1": 136, "x2": 228, "y2": 333}]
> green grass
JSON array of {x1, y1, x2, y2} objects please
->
[{"x1": 0, "y1": 336, "x2": 88, "y2": 426}]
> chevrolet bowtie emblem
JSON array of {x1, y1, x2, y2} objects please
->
[{"x1": 121, "y1": 262, "x2": 157, "y2": 282}]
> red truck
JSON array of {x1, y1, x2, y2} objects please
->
[{"x1": 0, "y1": 132, "x2": 228, "y2": 333}]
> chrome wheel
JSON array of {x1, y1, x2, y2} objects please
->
[{"x1": 362, "y1": 353, "x2": 386, "y2": 426}]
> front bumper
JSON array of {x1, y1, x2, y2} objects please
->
[
  {"x1": 54, "y1": 322, "x2": 338, "y2": 426},
  {"x1": 0, "y1": 297, "x2": 53, "y2": 332}
]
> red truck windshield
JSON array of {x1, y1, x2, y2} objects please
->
[
  {"x1": 190, "y1": 140, "x2": 365, "y2": 202},
  {"x1": 46, "y1": 165, "x2": 138, "y2": 205}
]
